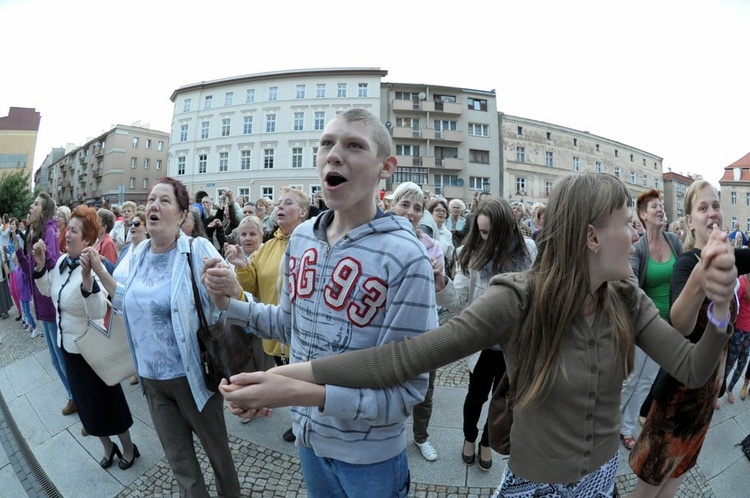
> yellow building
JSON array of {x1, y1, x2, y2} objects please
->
[{"x1": 0, "y1": 107, "x2": 41, "y2": 177}]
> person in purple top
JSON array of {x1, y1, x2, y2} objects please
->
[{"x1": 16, "y1": 193, "x2": 75, "y2": 415}]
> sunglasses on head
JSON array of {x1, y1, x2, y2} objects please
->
[{"x1": 130, "y1": 220, "x2": 142, "y2": 227}]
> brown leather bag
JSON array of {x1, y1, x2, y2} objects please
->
[
  {"x1": 187, "y1": 240, "x2": 257, "y2": 393},
  {"x1": 488, "y1": 371, "x2": 513, "y2": 455}
]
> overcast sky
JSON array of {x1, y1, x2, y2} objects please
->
[{"x1": 2, "y1": 0, "x2": 748, "y2": 187}]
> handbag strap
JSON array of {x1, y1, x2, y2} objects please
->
[{"x1": 186, "y1": 238, "x2": 211, "y2": 332}]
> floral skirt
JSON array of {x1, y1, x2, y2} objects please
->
[
  {"x1": 629, "y1": 349, "x2": 725, "y2": 485},
  {"x1": 491, "y1": 454, "x2": 618, "y2": 497}
]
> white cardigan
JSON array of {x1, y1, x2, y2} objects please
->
[{"x1": 35, "y1": 254, "x2": 108, "y2": 354}]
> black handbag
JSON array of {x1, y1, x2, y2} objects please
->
[{"x1": 187, "y1": 239, "x2": 257, "y2": 392}]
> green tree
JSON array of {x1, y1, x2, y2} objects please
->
[{"x1": 0, "y1": 170, "x2": 34, "y2": 220}]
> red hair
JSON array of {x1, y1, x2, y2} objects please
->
[{"x1": 71, "y1": 205, "x2": 101, "y2": 246}]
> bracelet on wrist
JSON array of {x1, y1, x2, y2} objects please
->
[{"x1": 707, "y1": 301, "x2": 731, "y2": 329}]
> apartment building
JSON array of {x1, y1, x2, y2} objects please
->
[
  {"x1": 48, "y1": 124, "x2": 169, "y2": 207},
  {"x1": 381, "y1": 83, "x2": 500, "y2": 200},
  {"x1": 501, "y1": 114, "x2": 663, "y2": 207},
  {"x1": 662, "y1": 170, "x2": 695, "y2": 226},
  {"x1": 719, "y1": 151, "x2": 750, "y2": 232},
  {"x1": 168, "y1": 68, "x2": 387, "y2": 203},
  {"x1": 166, "y1": 67, "x2": 665, "y2": 208},
  {"x1": 0, "y1": 107, "x2": 41, "y2": 178}
]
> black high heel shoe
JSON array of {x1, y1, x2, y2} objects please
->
[
  {"x1": 100, "y1": 443, "x2": 122, "y2": 469},
  {"x1": 118, "y1": 444, "x2": 140, "y2": 470},
  {"x1": 462, "y1": 440, "x2": 476, "y2": 465},
  {"x1": 478, "y1": 444, "x2": 492, "y2": 471}
]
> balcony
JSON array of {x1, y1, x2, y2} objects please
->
[
  {"x1": 78, "y1": 173, "x2": 87, "y2": 183},
  {"x1": 92, "y1": 166, "x2": 102, "y2": 178},
  {"x1": 94, "y1": 147, "x2": 104, "y2": 158},
  {"x1": 78, "y1": 155, "x2": 88, "y2": 165},
  {"x1": 392, "y1": 99, "x2": 463, "y2": 116},
  {"x1": 434, "y1": 157, "x2": 464, "y2": 171}
]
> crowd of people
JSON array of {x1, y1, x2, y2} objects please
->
[{"x1": 0, "y1": 108, "x2": 746, "y2": 497}]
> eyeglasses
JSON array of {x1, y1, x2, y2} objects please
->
[
  {"x1": 432, "y1": 208, "x2": 447, "y2": 214},
  {"x1": 130, "y1": 220, "x2": 142, "y2": 227}
]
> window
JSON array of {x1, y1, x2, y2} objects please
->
[
  {"x1": 294, "y1": 112, "x2": 304, "y2": 131},
  {"x1": 295, "y1": 85, "x2": 306, "y2": 99},
  {"x1": 243, "y1": 116, "x2": 253, "y2": 134},
  {"x1": 596, "y1": 161, "x2": 602, "y2": 173},
  {"x1": 573, "y1": 157, "x2": 580, "y2": 171},
  {"x1": 470, "y1": 176, "x2": 490, "y2": 191},
  {"x1": 265, "y1": 114, "x2": 276, "y2": 133},
  {"x1": 573, "y1": 137, "x2": 578, "y2": 147},
  {"x1": 395, "y1": 91, "x2": 418, "y2": 100},
  {"x1": 198, "y1": 154, "x2": 207, "y2": 174},
  {"x1": 546, "y1": 132, "x2": 551, "y2": 140},
  {"x1": 142, "y1": 178, "x2": 149, "y2": 189},
  {"x1": 204, "y1": 95, "x2": 213, "y2": 109},
  {"x1": 629, "y1": 171, "x2": 636, "y2": 184},
  {"x1": 177, "y1": 156, "x2": 185, "y2": 175},
  {"x1": 517, "y1": 126, "x2": 523, "y2": 136},
  {"x1": 393, "y1": 167, "x2": 428, "y2": 185},
  {"x1": 469, "y1": 149, "x2": 489, "y2": 164},
  {"x1": 221, "y1": 118, "x2": 231, "y2": 137},
  {"x1": 312, "y1": 146, "x2": 318, "y2": 166},
  {"x1": 268, "y1": 87, "x2": 278, "y2": 101},
  {"x1": 654, "y1": 179, "x2": 658, "y2": 190},
  {"x1": 132, "y1": 137, "x2": 139, "y2": 148},
  {"x1": 180, "y1": 124, "x2": 188, "y2": 142},
  {"x1": 643, "y1": 158, "x2": 647, "y2": 166},
  {"x1": 642, "y1": 174, "x2": 648, "y2": 187},
  {"x1": 314, "y1": 111, "x2": 325, "y2": 131},
  {"x1": 468, "y1": 123, "x2": 489, "y2": 137},
  {"x1": 130, "y1": 157, "x2": 137, "y2": 168},
  {"x1": 396, "y1": 145, "x2": 420, "y2": 157},
  {"x1": 246, "y1": 89, "x2": 255, "y2": 103},
  {"x1": 615, "y1": 149, "x2": 619, "y2": 157},
  {"x1": 201, "y1": 121, "x2": 209, "y2": 139},
  {"x1": 614, "y1": 167, "x2": 621, "y2": 178},
  {"x1": 145, "y1": 139, "x2": 152, "y2": 149},
  {"x1": 240, "y1": 150, "x2": 251, "y2": 170},
  {"x1": 183, "y1": 99, "x2": 191, "y2": 112},
  {"x1": 732, "y1": 216, "x2": 737, "y2": 227},
  {"x1": 144, "y1": 158, "x2": 150, "y2": 169},
  {"x1": 263, "y1": 148, "x2": 274, "y2": 169},
  {"x1": 224, "y1": 92, "x2": 233, "y2": 106},
  {"x1": 516, "y1": 177, "x2": 526, "y2": 194},
  {"x1": 516, "y1": 146, "x2": 525, "y2": 163},
  {"x1": 397, "y1": 117, "x2": 419, "y2": 128},
  {"x1": 219, "y1": 151, "x2": 229, "y2": 172},
  {"x1": 129, "y1": 177, "x2": 135, "y2": 189},
  {"x1": 316, "y1": 83, "x2": 326, "y2": 98},
  {"x1": 156, "y1": 159, "x2": 162, "y2": 170},
  {"x1": 731, "y1": 191, "x2": 737, "y2": 204},
  {"x1": 238, "y1": 187, "x2": 250, "y2": 199},
  {"x1": 545, "y1": 151, "x2": 553, "y2": 167},
  {"x1": 746, "y1": 192, "x2": 750, "y2": 206},
  {"x1": 336, "y1": 83, "x2": 347, "y2": 97},
  {"x1": 545, "y1": 181, "x2": 554, "y2": 196},
  {"x1": 291, "y1": 147, "x2": 303, "y2": 168},
  {"x1": 261, "y1": 186, "x2": 274, "y2": 200},
  {"x1": 467, "y1": 98, "x2": 487, "y2": 111},
  {"x1": 596, "y1": 144, "x2": 600, "y2": 152},
  {"x1": 434, "y1": 120, "x2": 457, "y2": 131},
  {"x1": 358, "y1": 83, "x2": 368, "y2": 97},
  {"x1": 630, "y1": 153, "x2": 634, "y2": 162},
  {"x1": 157, "y1": 141, "x2": 163, "y2": 151}
]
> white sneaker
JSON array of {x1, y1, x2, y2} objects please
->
[
  {"x1": 415, "y1": 440, "x2": 438, "y2": 461},
  {"x1": 30, "y1": 329, "x2": 41, "y2": 339}
]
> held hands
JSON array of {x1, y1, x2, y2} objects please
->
[
  {"x1": 208, "y1": 218, "x2": 222, "y2": 229},
  {"x1": 700, "y1": 224, "x2": 737, "y2": 317},
  {"x1": 80, "y1": 247, "x2": 106, "y2": 276},
  {"x1": 32, "y1": 240, "x2": 46, "y2": 270},
  {"x1": 201, "y1": 257, "x2": 243, "y2": 310},
  {"x1": 431, "y1": 258, "x2": 447, "y2": 292}
]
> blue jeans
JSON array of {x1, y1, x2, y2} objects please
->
[
  {"x1": 298, "y1": 446, "x2": 409, "y2": 498},
  {"x1": 40, "y1": 320, "x2": 72, "y2": 400},
  {"x1": 21, "y1": 301, "x2": 36, "y2": 330}
]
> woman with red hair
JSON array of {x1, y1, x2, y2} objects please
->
[{"x1": 33, "y1": 205, "x2": 138, "y2": 470}]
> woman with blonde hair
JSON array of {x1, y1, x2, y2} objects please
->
[
  {"x1": 629, "y1": 180, "x2": 750, "y2": 498},
  {"x1": 111, "y1": 201, "x2": 137, "y2": 251},
  {"x1": 55, "y1": 206, "x2": 71, "y2": 253},
  {"x1": 219, "y1": 172, "x2": 737, "y2": 497}
]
